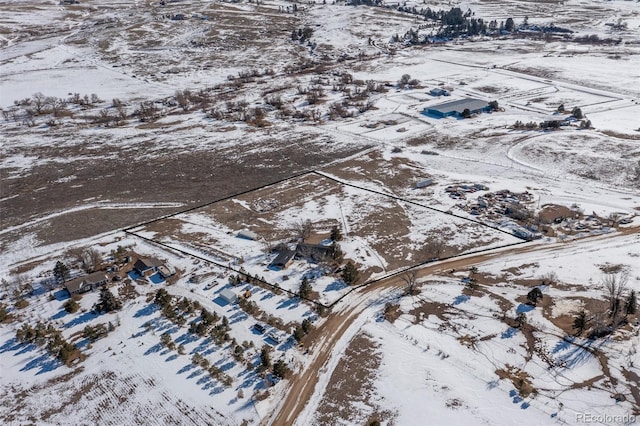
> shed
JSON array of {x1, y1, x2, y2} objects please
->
[
  {"x1": 425, "y1": 98, "x2": 489, "y2": 118},
  {"x1": 219, "y1": 288, "x2": 238, "y2": 304},
  {"x1": 415, "y1": 178, "x2": 434, "y2": 188},
  {"x1": 237, "y1": 230, "x2": 259, "y2": 240},
  {"x1": 429, "y1": 88, "x2": 450, "y2": 97}
]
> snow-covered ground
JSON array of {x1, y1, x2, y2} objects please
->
[{"x1": 1, "y1": 0, "x2": 640, "y2": 424}]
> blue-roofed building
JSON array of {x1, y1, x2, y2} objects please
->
[{"x1": 425, "y1": 98, "x2": 490, "y2": 118}]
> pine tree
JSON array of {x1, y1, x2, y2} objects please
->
[
  {"x1": 96, "y1": 286, "x2": 122, "y2": 313},
  {"x1": 526, "y1": 287, "x2": 543, "y2": 306},
  {"x1": 260, "y1": 345, "x2": 271, "y2": 370},
  {"x1": 273, "y1": 358, "x2": 291, "y2": 379},
  {"x1": 53, "y1": 261, "x2": 70, "y2": 283},
  {"x1": 573, "y1": 310, "x2": 587, "y2": 335},
  {"x1": 341, "y1": 261, "x2": 359, "y2": 285},
  {"x1": 298, "y1": 277, "x2": 312, "y2": 298},
  {"x1": 330, "y1": 225, "x2": 343, "y2": 241},
  {"x1": 626, "y1": 290, "x2": 637, "y2": 315}
]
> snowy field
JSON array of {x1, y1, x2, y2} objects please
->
[{"x1": 1, "y1": 0, "x2": 640, "y2": 424}]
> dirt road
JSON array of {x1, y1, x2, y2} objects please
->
[{"x1": 266, "y1": 227, "x2": 639, "y2": 426}]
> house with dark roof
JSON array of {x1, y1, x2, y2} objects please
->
[
  {"x1": 425, "y1": 98, "x2": 489, "y2": 118},
  {"x1": 269, "y1": 249, "x2": 296, "y2": 270},
  {"x1": 296, "y1": 243, "x2": 336, "y2": 262},
  {"x1": 133, "y1": 257, "x2": 164, "y2": 276},
  {"x1": 65, "y1": 272, "x2": 109, "y2": 296}
]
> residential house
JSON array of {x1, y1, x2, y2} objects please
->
[
  {"x1": 133, "y1": 257, "x2": 164, "y2": 276},
  {"x1": 65, "y1": 271, "x2": 109, "y2": 296}
]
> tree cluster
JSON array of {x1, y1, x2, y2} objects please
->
[
  {"x1": 83, "y1": 323, "x2": 111, "y2": 342},
  {"x1": 67, "y1": 247, "x2": 102, "y2": 273},
  {"x1": 572, "y1": 272, "x2": 637, "y2": 337},
  {"x1": 292, "y1": 318, "x2": 313, "y2": 342},
  {"x1": 16, "y1": 321, "x2": 78, "y2": 364},
  {"x1": 191, "y1": 352, "x2": 233, "y2": 387}
]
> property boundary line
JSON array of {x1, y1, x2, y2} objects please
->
[{"x1": 124, "y1": 170, "x2": 531, "y2": 310}]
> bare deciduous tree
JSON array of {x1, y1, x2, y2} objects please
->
[
  {"x1": 67, "y1": 247, "x2": 103, "y2": 273},
  {"x1": 422, "y1": 237, "x2": 445, "y2": 260},
  {"x1": 602, "y1": 271, "x2": 629, "y2": 326},
  {"x1": 402, "y1": 270, "x2": 420, "y2": 296},
  {"x1": 293, "y1": 219, "x2": 313, "y2": 241},
  {"x1": 540, "y1": 271, "x2": 558, "y2": 286}
]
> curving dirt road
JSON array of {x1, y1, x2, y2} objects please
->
[{"x1": 265, "y1": 227, "x2": 639, "y2": 426}]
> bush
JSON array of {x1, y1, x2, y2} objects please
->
[
  {"x1": 15, "y1": 298, "x2": 29, "y2": 309},
  {"x1": 64, "y1": 299, "x2": 80, "y2": 313}
]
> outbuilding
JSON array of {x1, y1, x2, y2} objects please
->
[
  {"x1": 237, "y1": 230, "x2": 259, "y2": 240},
  {"x1": 219, "y1": 288, "x2": 238, "y2": 304},
  {"x1": 429, "y1": 88, "x2": 450, "y2": 97},
  {"x1": 415, "y1": 178, "x2": 434, "y2": 188},
  {"x1": 425, "y1": 98, "x2": 489, "y2": 118}
]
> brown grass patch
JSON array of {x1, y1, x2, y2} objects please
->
[
  {"x1": 495, "y1": 365, "x2": 537, "y2": 398},
  {"x1": 314, "y1": 333, "x2": 394, "y2": 425}
]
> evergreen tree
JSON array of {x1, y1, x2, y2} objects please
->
[
  {"x1": 53, "y1": 261, "x2": 70, "y2": 283},
  {"x1": 0, "y1": 302, "x2": 8, "y2": 322},
  {"x1": 341, "y1": 261, "x2": 359, "y2": 285},
  {"x1": 273, "y1": 358, "x2": 291, "y2": 379},
  {"x1": 526, "y1": 287, "x2": 543, "y2": 306},
  {"x1": 154, "y1": 288, "x2": 171, "y2": 308},
  {"x1": 505, "y1": 17, "x2": 515, "y2": 32},
  {"x1": 330, "y1": 225, "x2": 343, "y2": 241},
  {"x1": 573, "y1": 310, "x2": 587, "y2": 335},
  {"x1": 96, "y1": 286, "x2": 122, "y2": 313},
  {"x1": 571, "y1": 107, "x2": 584, "y2": 119},
  {"x1": 298, "y1": 277, "x2": 312, "y2": 298},
  {"x1": 626, "y1": 290, "x2": 637, "y2": 315},
  {"x1": 260, "y1": 345, "x2": 271, "y2": 370}
]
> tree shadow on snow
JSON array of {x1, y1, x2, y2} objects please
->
[
  {"x1": 144, "y1": 343, "x2": 163, "y2": 356},
  {"x1": 187, "y1": 369, "x2": 204, "y2": 380},
  {"x1": 276, "y1": 297, "x2": 300, "y2": 310},
  {"x1": 324, "y1": 280, "x2": 347, "y2": 292},
  {"x1": 65, "y1": 311, "x2": 99, "y2": 328},
  {"x1": 175, "y1": 332, "x2": 199, "y2": 346},
  {"x1": 453, "y1": 295, "x2": 470, "y2": 305},
  {"x1": 177, "y1": 363, "x2": 196, "y2": 375},
  {"x1": 134, "y1": 304, "x2": 158, "y2": 318},
  {"x1": 20, "y1": 352, "x2": 61, "y2": 375},
  {"x1": 51, "y1": 309, "x2": 68, "y2": 320},
  {"x1": 516, "y1": 304, "x2": 535, "y2": 314},
  {"x1": 501, "y1": 327, "x2": 518, "y2": 339}
]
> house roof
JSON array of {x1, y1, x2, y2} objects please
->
[
  {"x1": 427, "y1": 98, "x2": 489, "y2": 114},
  {"x1": 134, "y1": 257, "x2": 163, "y2": 270},
  {"x1": 270, "y1": 249, "x2": 296, "y2": 268},
  {"x1": 237, "y1": 230, "x2": 259, "y2": 240},
  {"x1": 296, "y1": 243, "x2": 334, "y2": 260},
  {"x1": 220, "y1": 288, "x2": 237, "y2": 301},
  {"x1": 65, "y1": 271, "x2": 108, "y2": 293}
]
